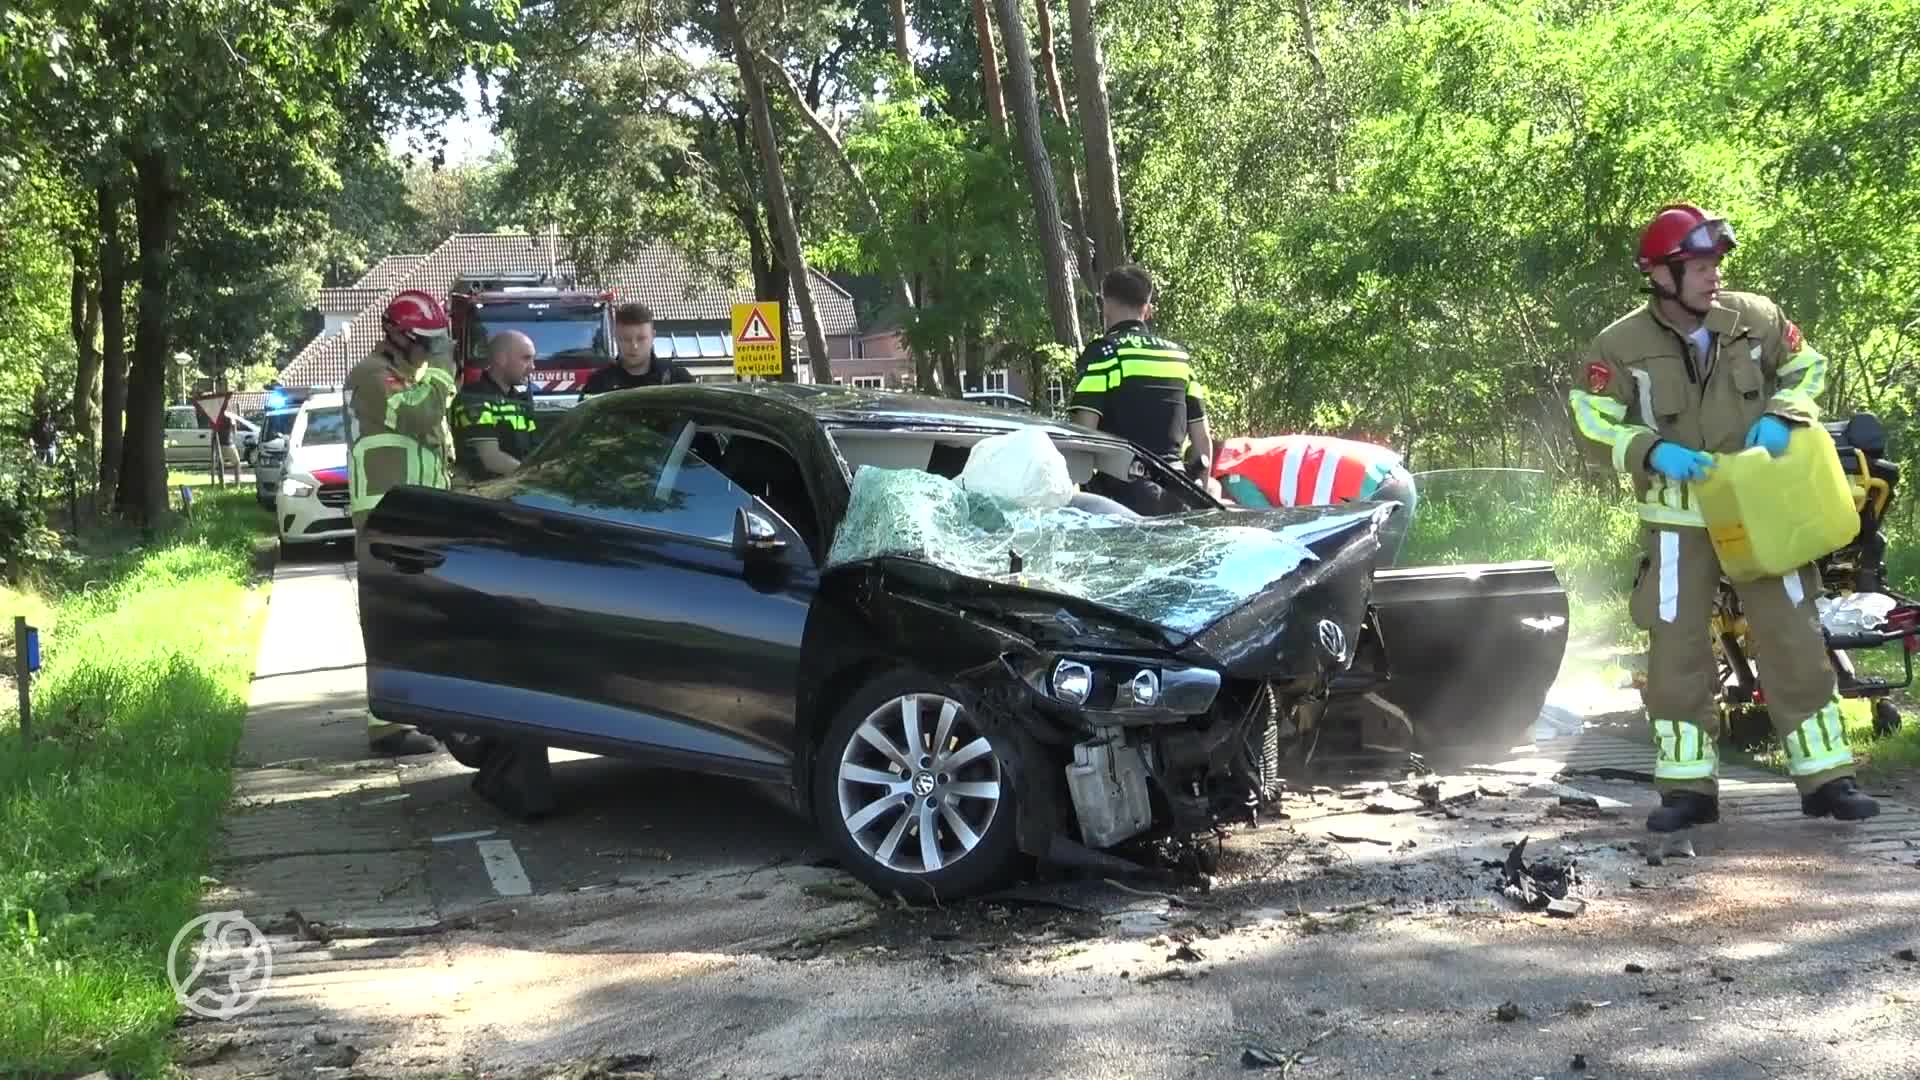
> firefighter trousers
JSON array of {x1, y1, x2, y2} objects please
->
[
  {"x1": 352, "y1": 509, "x2": 420, "y2": 749},
  {"x1": 1630, "y1": 525, "x2": 1857, "y2": 798}
]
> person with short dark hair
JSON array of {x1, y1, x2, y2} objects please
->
[
  {"x1": 1066, "y1": 265, "x2": 1213, "y2": 506},
  {"x1": 579, "y1": 301, "x2": 695, "y2": 398},
  {"x1": 452, "y1": 329, "x2": 539, "y2": 481}
]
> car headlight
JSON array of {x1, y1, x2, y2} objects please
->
[
  {"x1": 1051, "y1": 660, "x2": 1093, "y2": 705},
  {"x1": 281, "y1": 477, "x2": 316, "y2": 499},
  {"x1": 1125, "y1": 669, "x2": 1160, "y2": 708}
]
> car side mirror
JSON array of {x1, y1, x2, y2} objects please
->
[{"x1": 733, "y1": 505, "x2": 788, "y2": 561}]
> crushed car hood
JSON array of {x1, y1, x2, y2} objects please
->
[{"x1": 825, "y1": 467, "x2": 1387, "y2": 670}]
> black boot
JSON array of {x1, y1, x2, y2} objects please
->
[
  {"x1": 1647, "y1": 790, "x2": 1719, "y2": 832},
  {"x1": 1801, "y1": 777, "x2": 1880, "y2": 820}
]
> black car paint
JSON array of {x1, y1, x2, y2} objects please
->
[{"x1": 360, "y1": 385, "x2": 1386, "y2": 847}]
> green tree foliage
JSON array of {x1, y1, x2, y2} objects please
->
[
  {"x1": 1115, "y1": 0, "x2": 1920, "y2": 474},
  {"x1": 2, "y1": 0, "x2": 517, "y2": 523}
]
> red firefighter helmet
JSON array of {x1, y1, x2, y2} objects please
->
[
  {"x1": 1635, "y1": 203, "x2": 1736, "y2": 272},
  {"x1": 381, "y1": 289, "x2": 450, "y2": 339}
]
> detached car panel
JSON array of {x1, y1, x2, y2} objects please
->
[{"x1": 359, "y1": 384, "x2": 1569, "y2": 899}]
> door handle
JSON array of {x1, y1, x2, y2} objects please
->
[{"x1": 367, "y1": 542, "x2": 445, "y2": 572}]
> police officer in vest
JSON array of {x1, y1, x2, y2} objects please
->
[
  {"x1": 345, "y1": 289, "x2": 459, "y2": 756},
  {"x1": 1066, "y1": 265, "x2": 1213, "y2": 510},
  {"x1": 452, "y1": 329, "x2": 538, "y2": 482},
  {"x1": 1569, "y1": 203, "x2": 1878, "y2": 830}
]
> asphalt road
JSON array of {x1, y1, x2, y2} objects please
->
[{"x1": 196, "y1": 546, "x2": 1920, "y2": 1080}]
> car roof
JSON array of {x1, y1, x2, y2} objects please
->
[{"x1": 604, "y1": 382, "x2": 1099, "y2": 439}]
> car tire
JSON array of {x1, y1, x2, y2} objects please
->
[
  {"x1": 442, "y1": 732, "x2": 499, "y2": 769},
  {"x1": 812, "y1": 672, "x2": 1022, "y2": 903}
]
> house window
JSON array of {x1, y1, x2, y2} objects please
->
[
  {"x1": 1047, "y1": 376, "x2": 1066, "y2": 408},
  {"x1": 983, "y1": 369, "x2": 1009, "y2": 394},
  {"x1": 850, "y1": 375, "x2": 885, "y2": 390}
]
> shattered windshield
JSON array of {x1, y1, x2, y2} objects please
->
[{"x1": 825, "y1": 466, "x2": 1377, "y2": 636}]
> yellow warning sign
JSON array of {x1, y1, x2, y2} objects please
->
[{"x1": 732, "y1": 301, "x2": 783, "y2": 378}]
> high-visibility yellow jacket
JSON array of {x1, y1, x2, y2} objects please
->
[
  {"x1": 344, "y1": 345, "x2": 458, "y2": 516},
  {"x1": 1568, "y1": 291, "x2": 1825, "y2": 528}
]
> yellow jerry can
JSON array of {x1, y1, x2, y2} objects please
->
[{"x1": 1694, "y1": 422, "x2": 1859, "y2": 583}]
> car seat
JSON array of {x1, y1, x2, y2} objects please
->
[{"x1": 718, "y1": 437, "x2": 820, "y2": 553}]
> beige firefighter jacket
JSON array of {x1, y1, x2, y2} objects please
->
[
  {"x1": 1568, "y1": 290, "x2": 1827, "y2": 528},
  {"x1": 345, "y1": 344, "x2": 459, "y2": 517}
]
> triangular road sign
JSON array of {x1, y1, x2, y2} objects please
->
[
  {"x1": 193, "y1": 391, "x2": 232, "y2": 426},
  {"x1": 738, "y1": 309, "x2": 777, "y2": 344}
]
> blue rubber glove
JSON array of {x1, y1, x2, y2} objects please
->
[
  {"x1": 1648, "y1": 441, "x2": 1716, "y2": 483},
  {"x1": 1746, "y1": 414, "x2": 1791, "y2": 458}
]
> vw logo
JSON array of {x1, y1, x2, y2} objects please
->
[
  {"x1": 1316, "y1": 619, "x2": 1348, "y2": 662},
  {"x1": 912, "y1": 772, "x2": 937, "y2": 798}
]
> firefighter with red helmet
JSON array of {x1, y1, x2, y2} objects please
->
[
  {"x1": 346, "y1": 288, "x2": 459, "y2": 755},
  {"x1": 1569, "y1": 204, "x2": 1878, "y2": 831}
]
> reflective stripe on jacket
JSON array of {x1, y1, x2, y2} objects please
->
[
  {"x1": 345, "y1": 348, "x2": 457, "y2": 517},
  {"x1": 1213, "y1": 434, "x2": 1402, "y2": 507},
  {"x1": 1569, "y1": 290, "x2": 1825, "y2": 528}
]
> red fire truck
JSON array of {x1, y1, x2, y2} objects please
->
[{"x1": 447, "y1": 271, "x2": 615, "y2": 413}]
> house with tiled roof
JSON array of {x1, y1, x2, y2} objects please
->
[{"x1": 276, "y1": 232, "x2": 901, "y2": 392}]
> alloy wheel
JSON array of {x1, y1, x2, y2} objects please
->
[{"x1": 836, "y1": 692, "x2": 1002, "y2": 875}]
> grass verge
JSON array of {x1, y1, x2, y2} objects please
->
[{"x1": 1, "y1": 486, "x2": 272, "y2": 1078}]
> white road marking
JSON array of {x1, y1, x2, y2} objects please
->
[{"x1": 477, "y1": 839, "x2": 532, "y2": 896}]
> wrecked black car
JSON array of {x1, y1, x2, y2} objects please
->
[{"x1": 358, "y1": 384, "x2": 1569, "y2": 900}]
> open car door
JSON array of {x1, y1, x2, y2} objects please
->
[{"x1": 1326, "y1": 467, "x2": 1573, "y2": 759}]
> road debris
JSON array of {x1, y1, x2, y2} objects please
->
[
  {"x1": 541, "y1": 1053, "x2": 658, "y2": 1080},
  {"x1": 1558, "y1": 793, "x2": 1601, "y2": 810},
  {"x1": 1169, "y1": 942, "x2": 1207, "y2": 963},
  {"x1": 1327, "y1": 832, "x2": 1393, "y2": 846},
  {"x1": 1571, "y1": 1053, "x2": 1589, "y2": 1071},
  {"x1": 597, "y1": 847, "x2": 672, "y2": 860},
  {"x1": 285, "y1": 908, "x2": 334, "y2": 945},
  {"x1": 1546, "y1": 897, "x2": 1587, "y2": 919},
  {"x1": 431, "y1": 829, "x2": 497, "y2": 844},
  {"x1": 777, "y1": 912, "x2": 880, "y2": 956},
  {"x1": 1895, "y1": 948, "x2": 1916, "y2": 962},
  {"x1": 1493, "y1": 1000, "x2": 1526, "y2": 1022},
  {"x1": 1625, "y1": 962, "x2": 1647, "y2": 974},
  {"x1": 802, "y1": 880, "x2": 872, "y2": 903},
  {"x1": 1487, "y1": 836, "x2": 1580, "y2": 912},
  {"x1": 1367, "y1": 793, "x2": 1426, "y2": 814},
  {"x1": 1240, "y1": 1026, "x2": 1342, "y2": 1072}
]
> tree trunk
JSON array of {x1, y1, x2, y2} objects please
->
[
  {"x1": 98, "y1": 180, "x2": 130, "y2": 504},
  {"x1": 970, "y1": 0, "x2": 1009, "y2": 139},
  {"x1": 69, "y1": 255, "x2": 101, "y2": 484},
  {"x1": 119, "y1": 149, "x2": 177, "y2": 527},
  {"x1": 722, "y1": 0, "x2": 833, "y2": 383},
  {"x1": 1292, "y1": 0, "x2": 1338, "y2": 193},
  {"x1": 1066, "y1": 0, "x2": 1127, "y2": 273},
  {"x1": 890, "y1": 0, "x2": 913, "y2": 68},
  {"x1": 758, "y1": 50, "x2": 917, "y2": 314},
  {"x1": 1034, "y1": 0, "x2": 1094, "y2": 286},
  {"x1": 992, "y1": 0, "x2": 1082, "y2": 351}
]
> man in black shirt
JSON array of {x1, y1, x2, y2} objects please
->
[
  {"x1": 579, "y1": 301, "x2": 696, "y2": 398},
  {"x1": 1067, "y1": 265, "x2": 1215, "y2": 503},
  {"x1": 452, "y1": 329, "x2": 539, "y2": 481}
]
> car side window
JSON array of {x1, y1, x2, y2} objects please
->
[
  {"x1": 474, "y1": 406, "x2": 750, "y2": 543},
  {"x1": 166, "y1": 409, "x2": 198, "y2": 431}
]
